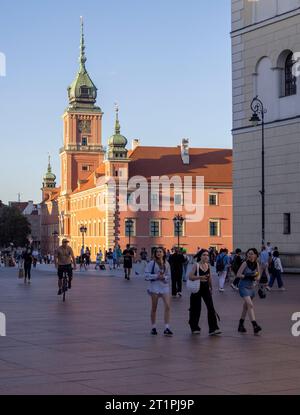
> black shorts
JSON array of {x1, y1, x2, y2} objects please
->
[
  {"x1": 57, "y1": 264, "x2": 73, "y2": 280},
  {"x1": 123, "y1": 260, "x2": 132, "y2": 269}
]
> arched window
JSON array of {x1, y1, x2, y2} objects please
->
[{"x1": 285, "y1": 52, "x2": 297, "y2": 96}]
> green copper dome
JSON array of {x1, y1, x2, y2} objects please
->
[
  {"x1": 43, "y1": 156, "x2": 56, "y2": 188},
  {"x1": 107, "y1": 107, "x2": 128, "y2": 159},
  {"x1": 108, "y1": 133, "x2": 128, "y2": 147},
  {"x1": 43, "y1": 170, "x2": 56, "y2": 181},
  {"x1": 68, "y1": 18, "x2": 97, "y2": 107}
]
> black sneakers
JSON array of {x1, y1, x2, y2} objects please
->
[
  {"x1": 57, "y1": 289, "x2": 62, "y2": 295},
  {"x1": 151, "y1": 328, "x2": 158, "y2": 336},
  {"x1": 253, "y1": 324, "x2": 262, "y2": 335},
  {"x1": 192, "y1": 328, "x2": 201, "y2": 335},
  {"x1": 164, "y1": 328, "x2": 173, "y2": 337}
]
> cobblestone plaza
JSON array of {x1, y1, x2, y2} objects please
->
[{"x1": 0, "y1": 264, "x2": 299, "y2": 395}]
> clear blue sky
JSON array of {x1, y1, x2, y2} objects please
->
[{"x1": 0, "y1": 0, "x2": 232, "y2": 204}]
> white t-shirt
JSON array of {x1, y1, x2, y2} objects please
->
[{"x1": 145, "y1": 260, "x2": 171, "y2": 295}]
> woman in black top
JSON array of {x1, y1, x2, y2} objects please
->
[
  {"x1": 188, "y1": 249, "x2": 221, "y2": 336},
  {"x1": 123, "y1": 244, "x2": 134, "y2": 280},
  {"x1": 22, "y1": 247, "x2": 33, "y2": 283}
]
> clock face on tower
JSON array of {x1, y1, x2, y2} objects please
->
[{"x1": 78, "y1": 120, "x2": 91, "y2": 133}]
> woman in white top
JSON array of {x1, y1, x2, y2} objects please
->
[{"x1": 145, "y1": 247, "x2": 173, "y2": 336}]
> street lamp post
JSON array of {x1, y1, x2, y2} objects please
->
[
  {"x1": 126, "y1": 219, "x2": 134, "y2": 247},
  {"x1": 173, "y1": 214, "x2": 184, "y2": 249},
  {"x1": 249, "y1": 95, "x2": 267, "y2": 245},
  {"x1": 79, "y1": 225, "x2": 87, "y2": 251}
]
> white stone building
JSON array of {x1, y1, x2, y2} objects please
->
[{"x1": 231, "y1": 0, "x2": 300, "y2": 268}]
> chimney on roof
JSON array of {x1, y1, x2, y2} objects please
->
[
  {"x1": 132, "y1": 139, "x2": 140, "y2": 151},
  {"x1": 181, "y1": 138, "x2": 189, "y2": 165}
]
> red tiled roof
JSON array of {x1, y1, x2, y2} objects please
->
[
  {"x1": 128, "y1": 146, "x2": 232, "y2": 185},
  {"x1": 66, "y1": 146, "x2": 232, "y2": 197},
  {"x1": 71, "y1": 165, "x2": 105, "y2": 194}
]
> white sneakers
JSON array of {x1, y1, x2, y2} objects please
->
[{"x1": 266, "y1": 286, "x2": 286, "y2": 291}]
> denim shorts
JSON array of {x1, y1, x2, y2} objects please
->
[{"x1": 239, "y1": 280, "x2": 255, "y2": 298}]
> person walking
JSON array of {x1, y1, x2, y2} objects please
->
[
  {"x1": 85, "y1": 247, "x2": 91, "y2": 268},
  {"x1": 140, "y1": 248, "x2": 148, "y2": 276},
  {"x1": 266, "y1": 242, "x2": 273, "y2": 255},
  {"x1": 107, "y1": 248, "x2": 114, "y2": 271},
  {"x1": 188, "y1": 249, "x2": 221, "y2": 336},
  {"x1": 123, "y1": 244, "x2": 134, "y2": 280},
  {"x1": 22, "y1": 246, "x2": 33, "y2": 284},
  {"x1": 95, "y1": 251, "x2": 103, "y2": 270},
  {"x1": 216, "y1": 248, "x2": 230, "y2": 292},
  {"x1": 237, "y1": 248, "x2": 262, "y2": 335},
  {"x1": 259, "y1": 245, "x2": 270, "y2": 283},
  {"x1": 266, "y1": 250, "x2": 285, "y2": 291},
  {"x1": 209, "y1": 247, "x2": 216, "y2": 267},
  {"x1": 115, "y1": 245, "x2": 122, "y2": 269},
  {"x1": 79, "y1": 246, "x2": 86, "y2": 271},
  {"x1": 181, "y1": 248, "x2": 189, "y2": 282},
  {"x1": 231, "y1": 248, "x2": 244, "y2": 290},
  {"x1": 54, "y1": 239, "x2": 76, "y2": 295},
  {"x1": 145, "y1": 247, "x2": 173, "y2": 336},
  {"x1": 166, "y1": 249, "x2": 171, "y2": 262},
  {"x1": 169, "y1": 247, "x2": 185, "y2": 298},
  {"x1": 112, "y1": 245, "x2": 119, "y2": 269}
]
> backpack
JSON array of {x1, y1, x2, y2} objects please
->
[
  {"x1": 231, "y1": 255, "x2": 243, "y2": 274},
  {"x1": 216, "y1": 255, "x2": 226, "y2": 273},
  {"x1": 268, "y1": 257, "x2": 275, "y2": 274}
]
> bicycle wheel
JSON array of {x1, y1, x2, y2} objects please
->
[{"x1": 62, "y1": 273, "x2": 67, "y2": 302}]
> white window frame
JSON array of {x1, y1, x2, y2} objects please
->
[
  {"x1": 149, "y1": 219, "x2": 161, "y2": 237},
  {"x1": 208, "y1": 193, "x2": 219, "y2": 206},
  {"x1": 209, "y1": 219, "x2": 221, "y2": 237}
]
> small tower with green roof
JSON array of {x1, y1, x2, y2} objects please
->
[
  {"x1": 42, "y1": 155, "x2": 56, "y2": 189},
  {"x1": 107, "y1": 105, "x2": 128, "y2": 160},
  {"x1": 105, "y1": 105, "x2": 130, "y2": 251}
]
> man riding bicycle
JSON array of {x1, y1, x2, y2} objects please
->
[{"x1": 54, "y1": 238, "x2": 76, "y2": 295}]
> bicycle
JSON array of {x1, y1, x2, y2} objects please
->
[{"x1": 62, "y1": 270, "x2": 68, "y2": 302}]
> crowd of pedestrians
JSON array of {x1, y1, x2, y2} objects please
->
[
  {"x1": 140, "y1": 242, "x2": 286, "y2": 337},
  {"x1": 1, "y1": 239, "x2": 287, "y2": 337}
]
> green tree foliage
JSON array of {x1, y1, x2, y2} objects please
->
[{"x1": 0, "y1": 205, "x2": 31, "y2": 248}]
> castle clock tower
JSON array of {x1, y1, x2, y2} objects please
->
[{"x1": 60, "y1": 17, "x2": 105, "y2": 195}]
